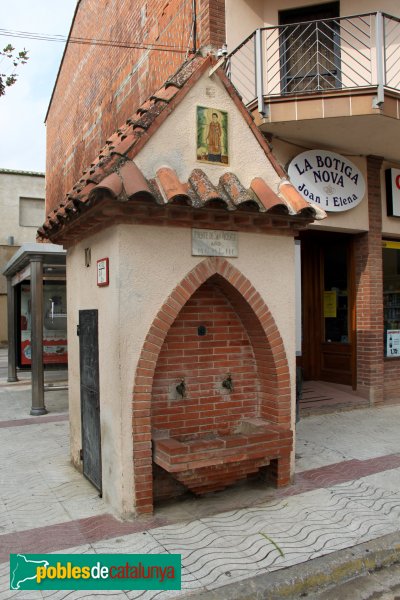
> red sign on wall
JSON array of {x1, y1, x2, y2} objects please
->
[{"x1": 385, "y1": 169, "x2": 400, "y2": 217}]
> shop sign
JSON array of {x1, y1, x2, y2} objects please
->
[
  {"x1": 288, "y1": 150, "x2": 365, "y2": 212},
  {"x1": 387, "y1": 330, "x2": 400, "y2": 357},
  {"x1": 385, "y1": 169, "x2": 400, "y2": 217},
  {"x1": 192, "y1": 229, "x2": 238, "y2": 257},
  {"x1": 382, "y1": 240, "x2": 400, "y2": 250}
]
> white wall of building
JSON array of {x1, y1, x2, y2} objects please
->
[
  {"x1": 226, "y1": 0, "x2": 400, "y2": 52},
  {"x1": 0, "y1": 170, "x2": 45, "y2": 342},
  {"x1": 0, "y1": 170, "x2": 45, "y2": 246},
  {"x1": 67, "y1": 224, "x2": 297, "y2": 516}
]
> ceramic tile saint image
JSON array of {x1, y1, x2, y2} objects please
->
[{"x1": 196, "y1": 106, "x2": 228, "y2": 165}]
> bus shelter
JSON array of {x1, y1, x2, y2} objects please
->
[{"x1": 3, "y1": 243, "x2": 66, "y2": 415}]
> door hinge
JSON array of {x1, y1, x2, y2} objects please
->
[
  {"x1": 77, "y1": 324, "x2": 80, "y2": 336},
  {"x1": 79, "y1": 448, "x2": 83, "y2": 461}
]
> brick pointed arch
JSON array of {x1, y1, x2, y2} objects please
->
[{"x1": 132, "y1": 257, "x2": 291, "y2": 513}]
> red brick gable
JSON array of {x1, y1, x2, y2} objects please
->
[{"x1": 45, "y1": 0, "x2": 227, "y2": 215}]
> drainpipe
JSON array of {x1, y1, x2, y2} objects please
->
[
  {"x1": 192, "y1": 0, "x2": 197, "y2": 53},
  {"x1": 373, "y1": 11, "x2": 385, "y2": 108}
]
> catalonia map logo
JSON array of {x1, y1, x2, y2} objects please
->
[{"x1": 10, "y1": 553, "x2": 181, "y2": 590}]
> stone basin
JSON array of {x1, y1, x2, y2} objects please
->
[{"x1": 152, "y1": 418, "x2": 293, "y2": 494}]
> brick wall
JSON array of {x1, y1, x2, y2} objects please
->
[
  {"x1": 132, "y1": 257, "x2": 292, "y2": 513},
  {"x1": 152, "y1": 279, "x2": 259, "y2": 439},
  {"x1": 384, "y1": 360, "x2": 400, "y2": 402},
  {"x1": 46, "y1": 0, "x2": 226, "y2": 215},
  {"x1": 354, "y1": 156, "x2": 384, "y2": 404},
  {"x1": 197, "y1": 0, "x2": 226, "y2": 49}
]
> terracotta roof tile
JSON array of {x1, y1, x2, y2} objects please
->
[
  {"x1": 250, "y1": 178, "x2": 288, "y2": 213},
  {"x1": 156, "y1": 167, "x2": 188, "y2": 202},
  {"x1": 279, "y1": 180, "x2": 326, "y2": 219},
  {"x1": 219, "y1": 173, "x2": 260, "y2": 209},
  {"x1": 110, "y1": 130, "x2": 145, "y2": 157},
  {"x1": 150, "y1": 85, "x2": 180, "y2": 104},
  {"x1": 40, "y1": 160, "x2": 326, "y2": 241},
  {"x1": 40, "y1": 54, "x2": 326, "y2": 241},
  {"x1": 188, "y1": 169, "x2": 231, "y2": 209},
  {"x1": 87, "y1": 165, "x2": 109, "y2": 183},
  {"x1": 132, "y1": 102, "x2": 167, "y2": 130},
  {"x1": 118, "y1": 161, "x2": 152, "y2": 198},
  {"x1": 64, "y1": 200, "x2": 77, "y2": 214},
  {"x1": 135, "y1": 99, "x2": 154, "y2": 115},
  {"x1": 88, "y1": 161, "x2": 153, "y2": 201},
  {"x1": 105, "y1": 132, "x2": 122, "y2": 147},
  {"x1": 91, "y1": 171, "x2": 122, "y2": 198},
  {"x1": 76, "y1": 182, "x2": 97, "y2": 201},
  {"x1": 165, "y1": 55, "x2": 205, "y2": 88},
  {"x1": 43, "y1": 56, "x2": 211, "y2": 233}
]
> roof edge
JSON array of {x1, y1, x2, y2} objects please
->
[
  {"x1": 3, "y1": 243, "x2": 66, "y2": 278},
  {"x1": 213, "y1": 65, "x2": 286, "y2": 179},
  {"x1": 0, "y1": 168, "x2": 45, "y2": 177},
  {"x1": 45, "y1": 0, "x2": 82, "y2": 123}
]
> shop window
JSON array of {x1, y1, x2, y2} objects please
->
[
  {"x1": 19, "y1": 197, "x2": 45, "y2": 227},
  {"x1": 383, "y1": 241, "x2": 400, "y2": 358},
  {"x1": 19, "y1": 281, "x2": 67, "y2": 366}
]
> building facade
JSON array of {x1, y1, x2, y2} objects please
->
[
  {"x1": 0, "y1": 169, "x2": 45, "y2": 343},
  {"x1": 43, "y1": 0, "x2": 400, "y2": 515},
  {"x1": 225, "y1": 0, "x2": 400, "y2": 404}
]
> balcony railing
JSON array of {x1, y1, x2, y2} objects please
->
[{"x1": 225, "y1": 12, "x2": 400, "y2": 114}]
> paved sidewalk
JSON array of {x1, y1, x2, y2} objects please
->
[{"x1": 1, "y1": 354, "x2": 400, "y2": 599}]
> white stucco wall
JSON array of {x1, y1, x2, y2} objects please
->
[
  {"x1": 135, "y1": 72, "x2": 282, "y2": 194},
  {"x1": 226, "y1": 0, "x2": 400, "y2": 52},
  {"x1": 67, "y1": 228, "x2": 126, "y2": 515},
  {"x1": 67, "y1": 224, "x2": 297, "y2": 516},
  {"x1": 0, "y1": 171, "x2": 46, "y2": 342},
  {"x1": 0, "y1": 171, "x2": 45, "y2": 245}
]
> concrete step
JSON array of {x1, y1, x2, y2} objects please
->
[
  {"x1": 308, "y1": 563, "x2": 400, "y2": 599},
  {"x1": 184, "y1": 532, "x2": 400, "y2": 600}
]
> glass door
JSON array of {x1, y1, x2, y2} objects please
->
[
  {"x1": 279, "y1": 2, "x2": 341, "y2": 94},
  {"x1": 323, "y1": 243, "x2": 349, "y2": 344},
  {"x1": 320, "y1": 238, "x2": 354, "y2": 386}
]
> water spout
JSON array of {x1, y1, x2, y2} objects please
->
[
  {"x1": 176, "y1": 379, "x2": 186, "y2": 398},
  {"x1": 222, "y1": 374, "x2": 234, "y2": 392}
]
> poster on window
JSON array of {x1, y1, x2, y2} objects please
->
[
  {"x1": 386, "y1": 330, "x2": 400, "y2": 357},
  {"x1": 323, "y1": 291, "x2": 337, "y2": 318},
  {"x1": 20, "y1": 283, "x2": 68, "y2": 366}
]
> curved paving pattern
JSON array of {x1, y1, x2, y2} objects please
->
[
  {"x1": 2, "y1": 466, "x2": 400, "y2": 599},
  {"x1": 0, "y1": 361, "x2": 399, "y2": 599}
]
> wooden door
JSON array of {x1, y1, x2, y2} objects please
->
[{"x1": 301, "y1": 232, "x2": 356, "y2": 387}]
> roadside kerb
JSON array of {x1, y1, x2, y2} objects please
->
[{"x1": 185, "y1": 531, "x2": 400, "y2": 599}]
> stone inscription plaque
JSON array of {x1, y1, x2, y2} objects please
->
[{"x1": 192, "y1": 229, "x2": 238, "y2": 257}]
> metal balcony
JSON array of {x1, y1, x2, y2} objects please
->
[{"x1": 226, "y1": 12, "x2": 400, "y2": 115}]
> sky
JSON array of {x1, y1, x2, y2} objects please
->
[{"x1": 0, "y1": 0, "x2": 77, "y2": 172}]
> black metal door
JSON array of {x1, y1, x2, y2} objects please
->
[{"x1": 79, "y1": 309, "x2": 102, "y2": 492}]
